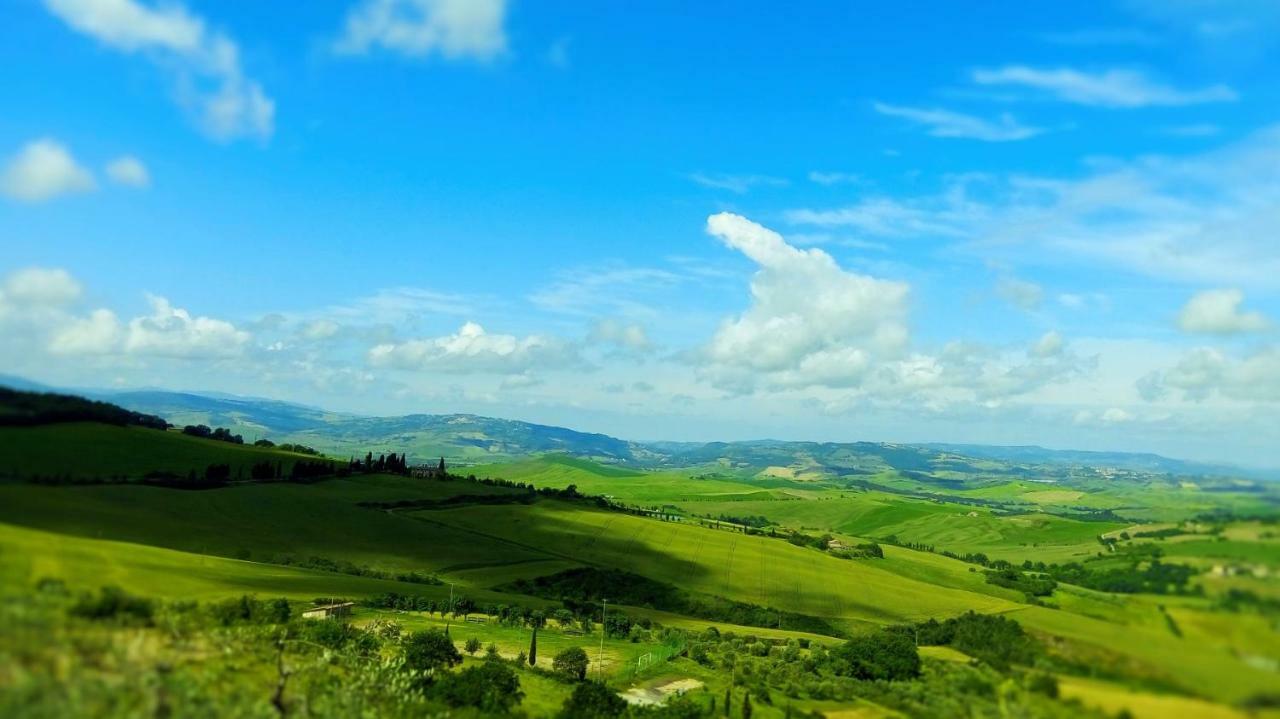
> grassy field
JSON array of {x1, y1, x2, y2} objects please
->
[
  {"x1": 3, "y1": 425, "x2": 1278, "y2": 717},
  {"x1": 0, "y1": 422, "x2": 326, "y2": 479}
]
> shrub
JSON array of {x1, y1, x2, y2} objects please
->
[
  {"x1": 830, "y1": 630, "x2": 920, "y2": 681},
  {"x1": 554, "y1": 646, "x2": 591, "y2": 681},
  {"x1": 403, "y1": 629, "x2": 462, "y2": 676},
  {"x1": 69, "y1": 586, "x2": 154, "y2": 625},
  {"x1": 559, "y1": 681, "x2": 627, "y2": 718},
  {"x1": 432, "y1": 660, "x2": 523, "y2": 713}
]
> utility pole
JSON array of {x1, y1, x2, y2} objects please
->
[{"x1": 597, "y1": 598, "x2": 608, "y2": 680}]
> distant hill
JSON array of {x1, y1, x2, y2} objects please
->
[
  {"x1": 0, "y1": 378, "x2": 1268, "y2": 481},
  {"x1": 923, "y1": 443, "x2": 1273, "y2": 481}
]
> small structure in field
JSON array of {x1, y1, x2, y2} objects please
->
[
  {"x1": 827, "y1": 538, "x2": 847, "y2": 551},
  {"x1": 302, "y1": 602, "x2": 355, "y2": 620}
]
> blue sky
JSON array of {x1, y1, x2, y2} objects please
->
[{"x1": 2, "y1": 0, "x2": 1279, "y2": 466}]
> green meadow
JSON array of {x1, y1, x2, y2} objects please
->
[{"x1": 2, "y1": 413, "x2": 1278, "y2": 718}]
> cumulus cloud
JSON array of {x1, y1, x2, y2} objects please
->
[
  {"x1": 1141, "y1": 346, "x2": 1280, "y2": 402},
  {"x1": 997, "y1": 277, "x2": 1044, "y2": 311},
  {"x1": 971, "y1": 66, "x2": 1237, "y2": 107},
  {"x1": 0, "y1": 267, "x2": 83, "y2": 307},
  {"x1": 122, "y1": 295, "x2": 250, "y2": 357},
  {"x1": 44, "y1": 0, "x2": 274, "y2": 141},
  {"x1": 49, "y1": 309, "x2": 121, "y2": 354},
  {"x1": 368, "y1": 321, "x2": 579, "y2": 373},
  {"x1": 105, "y1": 155, "x2": 150, "y2": 187},
  {"x1": 333, "y1": 0, "x2": 508, "y2": 60},
  {"x1": 699, "y1": 212, "x2": 910, "y2": 391},
  {"x1": 873, "y1": 102, "x2": 1044, "y2": 142},
  {"x1": 1177, "y1": 289, "x2": 1269, "y2": 334},
  {"x1": 1, "y1": 139, "x2": 95, "y2": 202}
]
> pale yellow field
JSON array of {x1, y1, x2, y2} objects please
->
[
  {"x1": 1020, "y1": 490, "x2": 1084, "y2": 503},
  {"x1": 1058, "y1": 676, "x2": 1248, "y2": 719}
]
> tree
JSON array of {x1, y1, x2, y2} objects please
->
[
  {"x1": 742, "y1": 692, "x2": 752, "y2": 719},
  {"x1": 559, "y1": 681, "x2": 626, "y2": 719},
  {"x1": 438, "y1": 456, "x2": 446, "y2": 475},
  {"x1": 553, "y1": 646, "x2": 590, "y2": 681},
  {"x1": 724, "y1": 687, "x2": 731, "y2": 717},
  {"x1": 432, "y1": 660, "x2": 523, "y2": 713},
  {"x1": 465, "y1": 637, "x2": 482, "y2": 656},
  {"x1": 528, "y1": 626, "x2": 538, "y2": 666},
  {"x1": 403, "y1": 629, "x2": 462, "y2": 677},
  {"x1": 831, "y1": 630, "x2": 920, "y2": 681}
]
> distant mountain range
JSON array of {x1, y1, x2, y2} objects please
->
[{"x1": 0, "y1": 375, "x2": 1270, "y2": 481}]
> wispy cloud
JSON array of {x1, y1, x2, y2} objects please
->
[
  {"x1": 971, "y1": 66, "x2": 1237, "y2": 108},
  {"x1": 807, "y1": 171, "x2": 863, "y2": 186},
  {"x1": 872, "y1": 102, "x2": 1045, "y2": 142},
  {"x1": 333, "y1": 0, "x2": 508, "y2": 60},
  {"x1": 688, "y1": 172, "x2": 789, "y2": 194},
  {"x1": 44, "y1": 0, "x2": 274, "y2": 141}
]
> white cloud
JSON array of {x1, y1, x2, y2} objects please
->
[
  {"x1": 688, "y1": 172, "x2": 789, "y2": 194},
  {"x1": 1, "y1": 139, "x2": 95, "y2": 202},
  {"x1": 787, "y1": 125, "x2": 1280, "y2": 288},
  {"x1": 1031, "y1": 331, "x2": 1064, "y2": 358},
  {"x1": 531, "y1": 265, "x2": 683, "y2": 318},
  {"x1": 873, "y1": 102, "x2": 1044, "y2": 142},
  {"x1": 971, "y1": 66, "x2": 1237, "y2": 108},
  {"x1": 368, "y1": 321, "x2": 579, "y2": 373},
  {"x1": 588, "y1": 318, "x2": 652, "y2": 353},
  {"x1": 997, "y1": 277, "x2": 1044, "y2": 311},
  {"x1": 1178, "y1": 288, "x2": 1270, "y2": 334},
  {"x1": 122, "y1": 295, "x2": 250, "y2": 357},
  {"x1": 44, "y1": 0, "x2": 274, "y2": 141},
  {"x1": 699, "y1": 213, "x2": 910, "y2": 391},
  {"x1": 333, "y1": 0, "x2": 507, "y2": 60},
  {"x1": 0, "y1": 267, "x2": 83, "y2": 307},
  {"x1": 105, "y1": 155, "x2": 150, "y2": 187},
  {"x1": 1141, "y1": 346, "x2": 1280, "y2": 403},
  {"x1": 301, "y1": 319, "x2": 342, "y2": 340},
  {"x1": 49, "y1": 309, "x2": 121, "y2": 354}
]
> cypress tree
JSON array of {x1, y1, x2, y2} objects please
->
[
  {"x1": 743, "y1": 693, "x2": 752, "y2": 719},
  {"x1": 528, "y1": 627, "x2": 538, "y2": 666},
  {"x1": 723, "y1": 688, "x2": 731, "y2": 717}
]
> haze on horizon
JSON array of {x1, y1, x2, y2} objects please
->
[{"x1": 3, "y1": 0, "x2": 1280, "y2": 467}]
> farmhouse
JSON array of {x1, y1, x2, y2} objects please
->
[
  {"x1": 826, "y1": 538, "x2": 847, "y2": 551},
  {"x1": 302, "y1": 602, "x2": 355, "y2": 620}
]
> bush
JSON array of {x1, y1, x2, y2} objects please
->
[
  {"x1": 560, "y1": 681, "x2": 627, "y2": 718},
  {"x1": 830, "y1": 630, "x2": 920, "y2": 681},
  {"x1": 554, "y1": 646, "x2": 591, "y2": 681},
  {"x1": 403, "y1": 629, "x2": 463, "y2": 676},
  {"x1": 68, "y1": 586, "x2": 154, "y2": 625},
  {"x1": 433, "y1": 660, "x2": 523, "y2": 712}
]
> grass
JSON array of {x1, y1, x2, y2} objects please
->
[
  {"x1": 1057, "y1": 676, "x2": 1252, "y2": 719},
  {"x1": 0, "y1": 422, "x2": 324, "y2": 479},
  {"x1": 411, "y1": 500, "x2": 1021, "y2": 627},
  {"x1": 3, "y1": 432, "x2": 1278, "y2": 717}
]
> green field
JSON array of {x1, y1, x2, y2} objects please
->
[{"x1": 2, "y1": 420, "x2": 1278, "y2": 718}]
